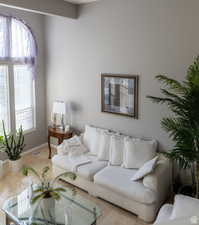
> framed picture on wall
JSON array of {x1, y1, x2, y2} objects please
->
[{"x1": 101, "y1": 74, "x2": 139, "y2": 118}]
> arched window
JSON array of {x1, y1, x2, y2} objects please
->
[{"x1": 0, "y1": 15, "x2": 37, "y2": 133}]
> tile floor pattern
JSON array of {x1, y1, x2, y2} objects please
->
[{"x1": 0, "y1": 147, "x2": 150, "y2": 225}]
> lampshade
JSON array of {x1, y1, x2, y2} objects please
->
[{"x1": 53, "y1": 101, "x2": 66, "y2": 115}]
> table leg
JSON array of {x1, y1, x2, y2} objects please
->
[
  {"x1": 48, "y1": 135, "x2": 52, "y2": 159},
  {"x1": 58, "y1": 137, "x2": 63, "y2": 145}
]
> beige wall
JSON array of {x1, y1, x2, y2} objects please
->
[
  {"x1": 45, "y1": 0, "x2": 199, "y2": 151},
  {"x1": 0, "y1": 6, "x2": 47, "y2": 159}
]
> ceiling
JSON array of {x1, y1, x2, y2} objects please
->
[{"x1": 64, "y1": 0, "x2": 99, "y2": 4}]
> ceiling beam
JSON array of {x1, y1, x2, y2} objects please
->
[{"x1": 0, "y1": 0, "x2": 77, "y2": 19}]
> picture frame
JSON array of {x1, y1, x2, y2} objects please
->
[{"x1": 101, "y1": 74, "x2": 139, "y2": 118}]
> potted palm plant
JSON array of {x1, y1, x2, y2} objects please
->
[
  {"x1": 147, "y1": 56, "x2": 199, "y2": 198},
  {"x1": 22, "y1": 166, "x2": 76, "y2": 220},
  {"x1": 0, "y1": 121, "x2": 25, "y2": 172}
]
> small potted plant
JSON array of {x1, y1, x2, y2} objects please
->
[
  {"x1": 22, "y1": 166, "x2": 76, "y2": 221},
  {"x1": 0, "y1": 121, "x2": 25, "y2": 172}
]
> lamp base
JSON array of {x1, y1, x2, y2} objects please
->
[
  {"x1": 61, "y1": 114, "x2": 65, "y2": 131},
  {"x1": 64, "y1": 125, "x2": 70, "y2": 132}
]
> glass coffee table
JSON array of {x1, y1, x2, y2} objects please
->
[{"x1": 2, "y1": 186, "x2": 101, "y2": 225}]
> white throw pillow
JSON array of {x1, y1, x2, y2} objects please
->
[
  {"x1": 170, "y1": 194, "x2": 199, "y2": 219},
  {"x1": 97, "y1": 131, "x2": 112, "y2": 161},
  {"x1": 64, "y1": 135, "x2": 81, "y2": 147},
  {"x1": 123, "y1": 137, "x2": 157, "y2": 169},
  {"x1": 131, "y1": 156, "x2": 159, "y2": 181},
  {"x1": 83, "y1": 125, "x2": 109, "y2": 155},
  {"x1": 83, "y1": 125, "x2": 99, "y2": 155},
  {"x1": 109, "y1": 134, "x2": 124, "y2": 166},
  {"x1": 57, "y1": 135, "x2": 84, "y2": 155}
]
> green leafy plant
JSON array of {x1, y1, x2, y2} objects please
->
[
  {"x1": 147, "y1": 56, "x2": 199, "y2": 198},
  {"x1": 22, "y1": 166, "x2": 77, "y2": 204},
  {"x1": 0, "y1": 121, "x2": 25, "y2": 160}
]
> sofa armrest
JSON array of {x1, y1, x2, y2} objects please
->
[{"x1": 143, "y1": 156, "x2": 172, "y2": 201}]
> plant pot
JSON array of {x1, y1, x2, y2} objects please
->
[
  {"x1": 65, "y1": 206, "x2": 72, "y2": 225},
  {"x1": 9, "y1": 158, "x2": 22, "y2": 173},
  {"x1": 178, "y1": 185, "x2": 195, "y2": 197},
  {"x1": 40, "y1": 197, "x2": 55, "y2": 221}
]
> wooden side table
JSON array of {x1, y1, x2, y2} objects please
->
[{"x1": 48, "y1": 126, "x2": 73, "y2": 159}]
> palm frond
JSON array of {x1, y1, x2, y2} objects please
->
[
  {"x1": 41, "y1": 166, "x2": 50, "y2": 180},
  {"x1": 187, "y1": 56, "x2": 199, "y2": 88},
  {"x1": 155, "y1": 75, "x2": 186, "y2": 93},
  {"x1": 22, "y1": 166, "x2": 42, "y2": 183},
  {"x1": 49, "y1": 191, "x2": 61, "y2": 200},
  {"x1": 51, "y1": 171, "x2": 77, "y2": 186},
  {"x1": 146, "y1": 95, "x2": 173, "y2": 104},
  {"x1": 52, "y1": 187, "x2": 67, "y2": 192},
  {"x1": 31, "y1": 193, "x2": 46, "y2": 205}
]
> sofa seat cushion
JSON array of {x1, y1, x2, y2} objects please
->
[
  {"x1": 94, "y1": 166, "x2": 157, "y2": 204},
  {"x1": 52, "y1": 154, "x2": 107, "y2": 181},
  {"x1": 52, "y1": 154, "x2": 74, "y2": 171},
  {"x1": 77, "y1": 160, "x2": 107, "y2": 181}
]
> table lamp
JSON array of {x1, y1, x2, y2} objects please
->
[{"x1": 52, "y1": 101, "x2": 66, "y2": 130}]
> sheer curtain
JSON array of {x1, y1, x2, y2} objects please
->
[
  {"x1": 0, "y1": 66, "x2": 9, "y2": 132},
  {"x1": 0, "y1": 15, "x2": 37, "y2": 74},
  {"x1": 0, "y1": 15, "x2": 37, "y2": 133},
  {"x1": 0, "y1": 16, "x2": 9, "y2": 59}
]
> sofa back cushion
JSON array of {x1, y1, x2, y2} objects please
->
[
  {"x1": 123, "y1": 137, "x2": 157, "y2": 169},
  {"x1": 83, "y1": 125, "x2": 109, "y2": 156},
  {"x1": 83, "y1": 125, "x2": 100, "y2": 155},
  {"x1": 170, "y1": 194, "x2": 199, "y2": 220},
  {"x1": 97, "y1": 131, "x2": 112, "y2": 161},
  {"x1": 109, "y1": 134, "x2": 125, "y2": 166}
]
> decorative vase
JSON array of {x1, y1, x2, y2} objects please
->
[
  {"x1": 9, "y1": 158, "x2": 22, "y2": 173},
  {"x1": 65, "y1": 206, "x2": 72, "y2": 225},
  {"x1": 40, "y1": 197, "x2": 55, "y2": 222},
  {"x1": 178, "y1": 184, "x2": 195, "y2": 197}
]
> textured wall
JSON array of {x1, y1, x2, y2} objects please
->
[
  {"x1": 45, "y1": 0, "x2": 199, "y2": 151},
  {"x1": 0, "y1": 6, "x2": 47, "y2": 159}
]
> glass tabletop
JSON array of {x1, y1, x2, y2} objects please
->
[{"x1": 2, "y1": 185, "x2": 101, "y2": 225}]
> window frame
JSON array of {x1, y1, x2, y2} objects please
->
[
  {"x1": 0, "y1": 15, "x2": 37, "y2": 134},
  {"x1": 0, "y1": 64, "x2": 11, "y2": 133},
  {"x1": 13, "y1": 63, "x2": 36, "y2": 134}
]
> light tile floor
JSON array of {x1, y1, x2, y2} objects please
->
[{"x1": 0, "y1": 147, "x2": 150, "y2": 225}]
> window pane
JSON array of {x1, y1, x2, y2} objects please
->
[
  {"x1": 14, "y1": 65, "x2": 34, "y2": 131},
  {"x1": 11, "y1": 19, "x2": 33, "y2": 59},
  {"x1": 0, "y1": 16, "x2": 8, "y2": 58},
  {"x1": 0, "y1": 66, "x2": 10, "y2": 134}
]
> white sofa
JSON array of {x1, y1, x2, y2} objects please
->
[
  {"x1": 52, "y1": 125, "x2": 172, "y2": 223},
  {"x1": 154, "y1": 194, "x2": 199, "y2": 224}
]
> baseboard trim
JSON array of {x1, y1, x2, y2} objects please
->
[
  {"x1": 22, "y1": 143, "x2": 48, "y2": 156},
  {"x1": 2, "y1": 142, "x2": 48, "y2": 164},
  {"x1": 51, "y1": 144, "x2": 57, "y2": 149}
]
